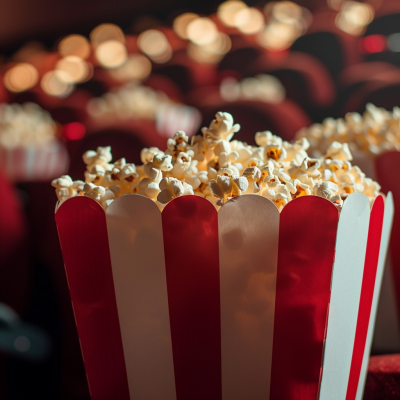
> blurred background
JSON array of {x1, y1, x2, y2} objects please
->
[{"x1": 1, "y1": 0, "x2": 400, "y2": 398}]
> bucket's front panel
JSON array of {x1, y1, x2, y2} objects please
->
[
  {"x1": 319, "y1": 193, "x2": 370, "y2": 400},
  {"x1": 219, "y1": 195, "x2": 280, "y2": 400},
  {"x1": 270, "y1": 196, "x2": 338, "y2": 400},
  {"x1": 55, "y1": 196, "x2": 130, "y2": 400},
  {"x1": 106, "y1": 195, "x2": 176, "y2": 400},
  {"x1": 162, "y1": 196, "x2": 221, "y2": 400}
]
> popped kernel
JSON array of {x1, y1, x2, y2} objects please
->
[{"x1": 52, "y1": 111, "x2": 381, "y2": 212}]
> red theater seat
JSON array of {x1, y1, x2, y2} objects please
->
[{"x1": 364, "y1": 354, "x2": 400, "y2": 399}]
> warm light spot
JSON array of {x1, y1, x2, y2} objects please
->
[
  {"x1": 187, "y1": 33, "x2": 231, "y2": 63},
  {"x1": 359, "y1": 34, "x2": 386, "y2": 53},
  {"x1": 109, "y1": 54, "x2": 152, "y2": 81},
  {"x1": 137, "y1": 29, "x2": 172, "y2": 63},
  {"x1": 55, "y1": 56, "x2": 89, "y2": 83},
  {"x1": 90, "y1": 23, "x2": 125, "y2": 46},
  {"x1": 260, "y1": 2, "x2": 311, "y2": 49},
  {"x1": 234, "y1": 8, "x2": 265, "y2": 35},
  {"x1": 336, "y1": 1, "x2": 374, "y2": 36},
  {"x1": 218, "y1": 1, "x2": 248, "y2": 27},
  {"x1": 257, "y1": 22, "x2": 296, "y2": 50},
  {"x1": 328, "y1": 0, "x2": 345, "y2": 11},
  {"x1": 95, "y1": 40, "x2": 128, "y2": 68},
  {"x1": 62, "y1": 122, "x2": 86, "y2": 140},
  {"x1": 388, "y1": 33, "x2": 400, "y2": 52},
  {"x1": 173, "y1": 13, "x2": 199, "y2": 39},
  {"x1": 269, "y1": 1, "x2": 303, "y2": 24},
  {"x1": 41, "y1": 70, "x2": 74, "y2": 97},
  {"x1": 187, "y1": 17, "x2": 219, "y2": 45},
  {"x1": 58, "y1": 34, "x2": 91, "y2": 59},
  {"x1": 4, "y1": 63, "x2": 39, "y2": 92}
]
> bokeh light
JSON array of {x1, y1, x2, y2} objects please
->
[
  {"x1": 359, "y1": 34, "x2": 387, "y2": 54},
  {"x1": 109, "y1": 54, "x2": 152, "y2": 81},
  {"x1": 41, "y1": 70, "x2": 74, "y2": 97},
  {"x1": 259, "y1": 1, "x2": 312, "y2": 50},
  {"x1": 336, "y1": 1, "x2": 375, "y2": 36},
  {"x1": 137, "y1": 29, "x2": 172, "y2": 63},
  {"x1": 388, "y1": 33, "x2": 400, "y2": 53},
  {"x1": 173, "y1": 13, "x2": 199, "y2": 39},
  {"x1": 187, "y1": 17, "x2": 219, "y2": 46},
  {"x1": 58, "y1": 34, "x2": 91, "y2": 59},
  {"x1": 4, "y1": 63, "x2": 39, "y2": 92},
  {"x1": 55, "y1": 56, "x2": 89, "y2": 83},
  {"x1": 90, "y1": 23, "x2": 125, "y2": 46},
  {"x1": 218, "y1": 1, "x2": 248, "y2": 27},
  {"x1": 188, "y1": 32, "x2": 232, "y2": 63},
  {"x1": 62, "y1": 122, "x2": 86, "y2": 140},
  {"x1": 234, "y1": 8, "x2": 265, "y2": 35},
  {"x1": 95, "y1": 40, "x2": 128, "y2": 68}
]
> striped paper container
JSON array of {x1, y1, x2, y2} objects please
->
[
  {"x1": 0, "y1": 140, "x2": 69, "y2": 182},
  {"x1": 55, "y1": 192, "x2": 393, "y2": 400}
]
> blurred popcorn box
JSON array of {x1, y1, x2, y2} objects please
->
[
  {"x1": 0, "y1": 140, "x2": 69, "y2": 182},
  {"x1": 55, "y1": 192, "x2": 393, "y2": 400}
]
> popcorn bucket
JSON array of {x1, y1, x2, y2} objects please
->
[
  {"x1": 55, "y1": 191, "x2": 393, "y2": 400},
  {"x1": 0, "y1": 140, "x2": 69, "y2": 182}
]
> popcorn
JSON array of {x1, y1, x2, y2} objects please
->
[
  {"x1": 52, "y1": 111, "x2": 381, "y2": 211},
  {"x1": 0, "y1": 102, "x2": 58, "y2": 149},
  {"x1": 157, "y1": 177, "x2": 194, "y2": 204},
  {"x1": 296, "y1": 103, "x2": 400, "y2": 157},
  {"x1": 52, "y1": 176, "x2": 84, "y2": 205}
]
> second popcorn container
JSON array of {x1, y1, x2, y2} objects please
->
[{"x1": 55, "y1": 113, "x2": 394, "y2": 400}]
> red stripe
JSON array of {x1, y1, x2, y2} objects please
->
[
  {"x1": 270, "y1": 196, "x2": 338, "y2": 400},
  {"x1": 162, "y1": 195, "x2": 221, "y2": 400},
  {"x1": 55, "y1": 196, "x2": 130, "y2": 400},
  {"x1": 345, "y1": 195, "x2": 384, "y2": 400}
]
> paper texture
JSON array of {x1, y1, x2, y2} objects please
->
[
  {"x1": 319, "y1": 192, "x2": 370, "y2": 400},
  {"x1": 218, "y1": 195, "x2": 279, "y2": 400},
  {"x1": 345, "y1": 195, "x2": 385, "y2": 400},
  {"x1": 269, "y1": 196, "x2": 339, "y2": 400},
  {"x1": 356, "y1": 192, "x2": 394, "y2": 400},
  {"x1": 106, "y1": 195, "x2": 176, "y2": 400},
  {"x1": 56, "y1": 196, "x2": 130, "y2": 400},
  {"x1": 162, "y1": 195, "x2": 221, "y2": 400}
]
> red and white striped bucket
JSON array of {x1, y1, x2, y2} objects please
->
[
  {"x1": 0, "y1": 141, "x2": 69, "y2": 182},
  {"x1": 55, "y1": 192, "x2": 393, "y2": 400}
]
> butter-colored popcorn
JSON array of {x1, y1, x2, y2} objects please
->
[
  {"x1": 166, "y1": 131, "x2": 191, "y2": 159},
  {"x1": 201, "y1": 112, "x2": 240, "y2": 148},
  {"x1": 140, "y1": 147, "x2": 164, "y2": 164},
  {"x1": 53, "y1": 110, "x2": 381, "y2": 212},
  {"x1": 209, "y1": 174, "x2": 248, "y2": 204},
  {"x1": 144, "y1": 154, "x2": 173, "y2": 183},
  {"x1": 0, "y1": 103, "x2": 58, "y2": 149},
  {"x1": 170, "y1": 152, "x2": 198, "y2": 180},
  {"x1": 157, "y1": 177, "x2": 194, "y2": 204},
  {"x1": 313, "y1": 181, "x2": 338, "y2": 200},
  {"x1": 83, "y1": 146, "x2": 113, "y2": 170}
]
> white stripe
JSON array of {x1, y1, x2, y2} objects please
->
[
  {"x1": 106, "y1": 194, "x2": 176, "y2": 400},
  {"x1": 319, "y1": 192, "x2": 370, "y2": 400},
  {"x1": 219, "y1": 194, "x2": 279, "y2": 400},
  {"x1": 355, "y1": 192, "x2": 395, "y2": 400}
]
